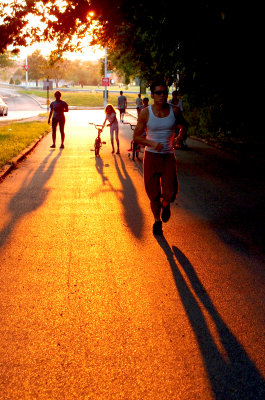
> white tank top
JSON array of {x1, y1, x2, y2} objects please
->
[{"x1": 145, "y1": 105, "x2": 176, "y2": 154}]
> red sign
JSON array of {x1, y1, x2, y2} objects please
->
[
  {"x1": 24, "y1": 65, "x2": 29, "y2": 71},
  {"x1": 102, "y1": 77, "x2": 110, "y2": 86}
]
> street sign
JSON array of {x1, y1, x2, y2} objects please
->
[
  {"x1": 102, "y1": 77, "x2": 110, "y2": 86},
  {"x1": 24, "y1": 65, "x2": 29, "y2": 71}
]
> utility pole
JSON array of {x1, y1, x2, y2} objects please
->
[
  {"x1": 46, "y1": 77, "x2": 50, "y2": 112},
  {"x1": 25, "y1": 54, "x2": 28, "y2": 90},
  {"x1": 104, "y1": 48, "x2": 108, "y2": 108}
]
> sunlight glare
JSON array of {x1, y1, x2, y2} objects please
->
[{"x1": 3, "y1": 0, "x2": 104, "y2": 61}]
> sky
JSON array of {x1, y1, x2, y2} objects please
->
[
  {"x1": 13, "y1": 42, "x2": 105, "y2": 63},
  {"x1": 3, "y1": 0, "x2": 105, "y2": 63}
]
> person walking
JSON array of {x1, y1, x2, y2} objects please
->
[
  {"x1": 117, "y1": 91, "x2": 127, "y2": 123},
  {"x1": 103, "y1": 104, "x2": 120, "y2": 154},
  {"x1": 169, "y1": 90, "x2": 188, "y2": 149},
  {"x1": 133, "y1": 80, "x2": 187, "y2": 235},
  {"x1": 48, "y1": 91, "x2": 68, "y2": 149},
  {"x1": 136, "y1": 93, "x2": 143, "y2": 117}
]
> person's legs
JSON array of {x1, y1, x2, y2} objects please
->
[
  {"x1": 114, "y1": 126, "x2": 120, "y2": 154},
  {"x1": 59, "y1": 118, "x2": 65, "y2": 148},
  {"x1": 161, "y1": 154, "x2": 178, "y2": 222},
  {"x1": 143, "y1": 152, "x2": 162, "y2": 221},
  {"x1": 110, "y1": 126, "x2": 115, "y2": 153},
  {"x1": 120, "y1": 108, "x2": 125, "y2": 122},
  {"x1": 51, "y1": 119, "x2": 58, "y2": 147}
]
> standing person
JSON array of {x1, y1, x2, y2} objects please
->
[
  {"x1": 117, "y1": 91, "x2": 127, "y2": 123},
  {"x1": 138, "y1": 97, "x2": 149, "y2": 115},
  {"x1": 133, "y1": 80, "x2": 187, "y2": 235},
  {"x1": 103, "y1": 104, "x2": 120, "y2": 154},
  {"x1": 169, "y1": 90, "x2": 183, "y2": 111},
  {"x1": 169, "y1": 90, "x2": 188, "y2": 149},
  {"x1": 136, "y1": 93, "x2": 143, "y2": 117},
  {"x1": 48, "y1": 91, "x2": 68, "y2": 149}
]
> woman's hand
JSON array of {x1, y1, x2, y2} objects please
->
[{"x1": 152, "y1": 142, "x2": 163, "y2": 152}]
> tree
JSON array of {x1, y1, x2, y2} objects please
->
[
  {"x1": 0, "y1": 52, "x2": 14, "y2": 68},
  {"x1": 46, "y1": 57, "x2": 71, "y2": 88},
  {"x1": 66, "y1": 60, "x2": 101, "y2": 86},
  {"x1": 27, "y1": 50, "x2": 48, "y2": 86},
  {"x1": 1, "y1": 1, "x2": 263, "y2": 134}
]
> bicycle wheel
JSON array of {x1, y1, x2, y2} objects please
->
[{"x1": 94, "y1": 138, "x2": 99, "y2": 156}]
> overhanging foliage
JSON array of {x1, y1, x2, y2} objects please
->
[{"x1": 1, "y1": 1, "x2": 264, "y2": 133}]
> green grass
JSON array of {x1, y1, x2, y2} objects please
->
[
  {"x1": 19, "y1": 88, "x2": 151, "y2": 107},
  {"x1": 0, "y1": 118, "x2": 50, "y2": 168}
]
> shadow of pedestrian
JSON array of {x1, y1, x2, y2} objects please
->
[
  {"x1": 0, "y1": 151, "x2": 62, "y2": 248},
  {"x1": 155, "y1": 235, "x2": 265, "y2": 399},
  {"x1": 113, "y1": 155, "x2": 144, "y2": 239}
]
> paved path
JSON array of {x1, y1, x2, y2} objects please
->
[{"x1": 0, "y1": 110, "x2": 264, "y2": 399}]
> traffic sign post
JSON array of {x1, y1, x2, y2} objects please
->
[
  {"x1": 44, "y1": 78, "x2": 51, "y2": 112},
  {"x1": 102, "y1": 77, "x2": 110, "y2": 86},
  {"x1": 103, "y1": 48, "x2": 109, "y2": 107}
]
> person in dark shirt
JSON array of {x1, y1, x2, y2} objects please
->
[{"x1": 48, "y1": 91, "x2": 69, "y2": 149}]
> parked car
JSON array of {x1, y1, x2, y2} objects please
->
[{"x1": 0, "y1": 96, "x2": 8, "y2": 116}]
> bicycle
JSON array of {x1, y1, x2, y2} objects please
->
[
  {"x1": 124, "y1": 122, "x2": 143, "y2": 161},
  {"x1": 89, "y1": 123, "x2": 106, "y2": 157}
]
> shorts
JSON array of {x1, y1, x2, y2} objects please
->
[
  {"x1": 143, "y1": 151, "x2": 178, "y2": 203},
  {"x1": 118, "y1": 108, "x2": 125, "y2": 114},
  {"x1": 52, "y1": 117, "x2": 65, "y2": 133}
]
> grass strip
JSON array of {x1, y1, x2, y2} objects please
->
[
  {"x1": 19, "y1": 89, "x2": 151, "y2": 107},
  {"x1": 0, "y1": 118, "x2": 50, "y2": 168}
]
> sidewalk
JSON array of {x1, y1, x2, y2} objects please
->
[{"x1": 0, "y1": 109, "x2": 264, "y2": 399}]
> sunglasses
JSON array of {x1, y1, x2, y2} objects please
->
[{"x1": 153, "y1": 90, "x2": 168, "y2": 95}]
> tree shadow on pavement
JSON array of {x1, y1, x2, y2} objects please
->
[
  {"x1": 155, "y1": 235, "x2": 265, "y2": 399},
  {"x1": 113, "y1": 155, "x2": 144, "y2": 239},
  {"x1": 0, "y1": 151, "x2": 62, "y2": 249}
]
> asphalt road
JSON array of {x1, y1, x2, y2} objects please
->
[
  {"x1": 0, "y1": 87, "x2": 44, "y2": 121},
  {"x1": 0, "y1": 110, "x2": 264, "y2": 399}
]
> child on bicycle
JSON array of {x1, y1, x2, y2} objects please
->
[{"x1": 103, "y1": 104, "x2": 120, "y2": 154}]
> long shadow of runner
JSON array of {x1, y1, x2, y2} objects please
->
[
  {"x1": 155, "y1": 235, "x2": 265, "y2": 399},
  {"x1": 0, "y1": 151, "x2": 62, "y2": 248},
  {"x1": 114, "y1": 155, "x2": 144, "y2": 239}
]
